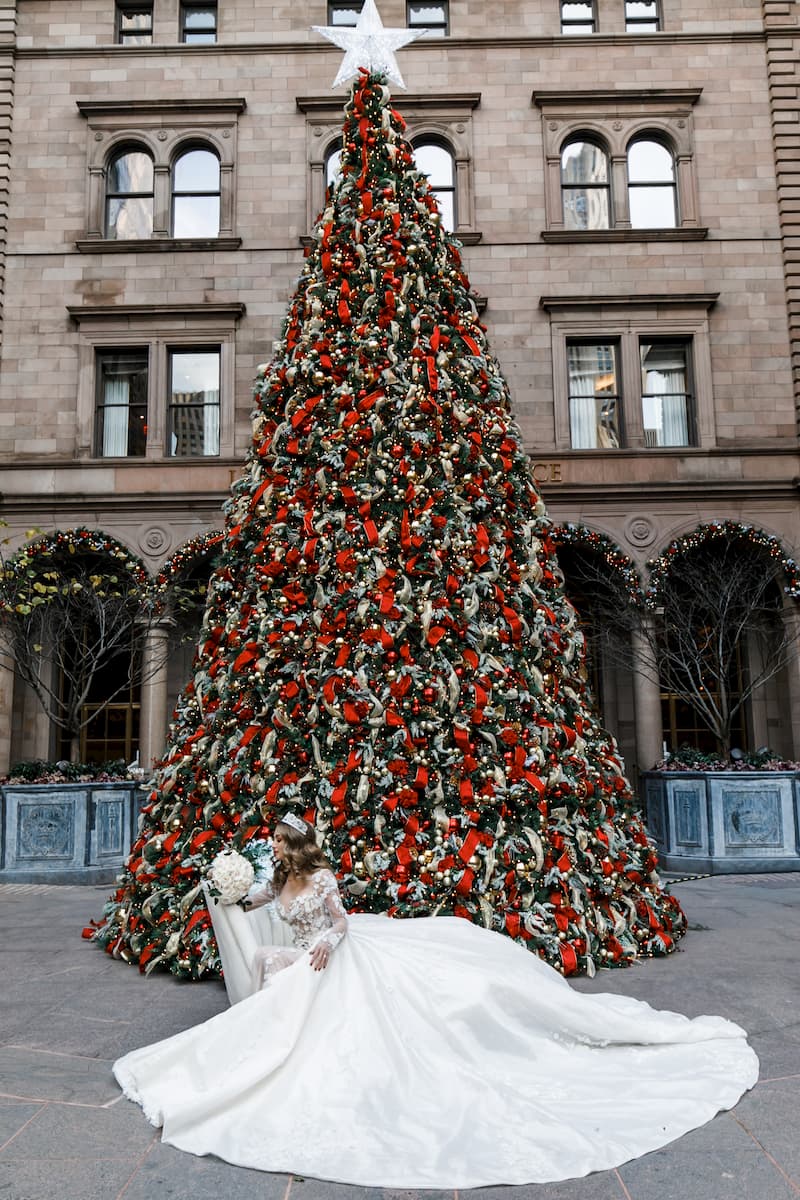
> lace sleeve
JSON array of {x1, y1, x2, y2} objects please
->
[
  {"x1": 313, "y1": 870, "x2": 348, "y2": 952},
  {"x1": 242, "y1": 880, "x2": 274, "y2": 910}
]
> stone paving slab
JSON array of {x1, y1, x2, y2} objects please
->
[
  {"x1": 0, "y1": 1047, "x2": 121, "y2": 1107},
  {"x1": 746, "y1": 1027, "x2": 800, "y2": 1082},
  {"x1": 289, "y1": 1183, "x2": 456, "y2": 1200},
  {"x1": 730, "y1": 1078, "x2": 800, "y2": 1184},
  {"x1": 0, "y1": 1154, "x2": 149, "y2": 1200},
  {"x1": 616, "y1": 1113, "x2": 798, "y2": 1200},
  {"x1": 0, "y1": 877, "x2": 799, "y2": 1200},
  {"x1": 0, "y1": 1100, "x2": 46, "y2": 1149},
  {"x1": 459, "y1": 1177, "x2": 629, "y2": 1200},
  {"x1": 0, "y1": 1099, "x2": 156, "y2": 1159},
  {"x1": 120, "y1": 1140, "x2": 287, "y2": 1200}
]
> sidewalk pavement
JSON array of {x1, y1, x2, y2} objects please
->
[{"x1": 0, "y1": 874, "x2": 798, "y2": 1200}]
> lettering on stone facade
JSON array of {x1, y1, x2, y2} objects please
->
[{"x1": 531, "y1": 462, "x2": 563, "y2": 484}]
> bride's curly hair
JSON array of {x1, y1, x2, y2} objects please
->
[{"x1": 273, "y1": 817, "x2": 331, "y2": 889}]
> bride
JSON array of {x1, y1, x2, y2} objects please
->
[{"x1": 113, "y1": 812, "x2": 758, "y2": 1189}]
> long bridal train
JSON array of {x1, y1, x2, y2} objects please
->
[{"x1": 113, "y1": 898, "x2": 758, "y2": 1189}]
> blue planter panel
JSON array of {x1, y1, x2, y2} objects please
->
[
  {"x1": 708, "y1": 777, "x2": 797, "y2": 859},
  {"x1": 641, "y1": 772, "x2": 800, "y2": 873},
  {"x1": 0, "y1": 783, "x2": 146, "y2": 882},
  {"x1": 4, "y1": 789, "x2": 88, "y2": 872}
]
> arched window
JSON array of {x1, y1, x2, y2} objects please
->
[
  {"x1": 627, "y1": 138, "x2": 677, "y2": 228},
  {"x1": 413, "y1": 140, "x2": 456, "y2": 231},
  {"x1": 560, "y1": 140, "x2": 610, "y2": 230},
  {"x1": 105, "y1": 147, "x2": 154, "y2": 239},
  {"x1": 172, "y1": 147, "x2": 221, "y2": 238},
  {"x1": 325, "y1": 145, "x2": 343, "y2": 193}
]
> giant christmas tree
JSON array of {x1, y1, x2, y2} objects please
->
[{"x1": 92, "y1": 54, "x2": 686, "y2": 979}]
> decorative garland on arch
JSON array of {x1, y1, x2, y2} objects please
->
[
  {"x1": 0, "y1": 527, "x2": 151, "y2": 616},
  {"x1": 646, "y1": 520, "x2": 799, "y2": 603},
  {"x1": 6, "y1": 527, "x2": 149, "y2": 585},
  {"x1": 550, "y1": 523, "x2": 644, "y2": 605},
  {"x1": 155, "y1": 531, "x2": 225, "y2": 593}
]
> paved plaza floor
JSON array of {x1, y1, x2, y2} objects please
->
[{"x1": 0, "y1": 873, "x2": 798, "y2": 1200}]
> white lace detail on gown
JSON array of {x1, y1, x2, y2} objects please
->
[{"x1": 248, "y1": 869, "x2": 347, "y2": 989}]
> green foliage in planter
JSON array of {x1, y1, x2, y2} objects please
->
[
  {"x1": 2, "y1": 758, "x2": 134, "y2": 784},
  {"x1": 655, "y1": 745, "x2": 800, "y2": 772}
]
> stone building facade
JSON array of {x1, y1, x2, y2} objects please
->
[{"x1": 0, "y1": 0, "x2": 798, "y2": 779}]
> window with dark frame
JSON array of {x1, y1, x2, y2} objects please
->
[
  {"x1": 412, "y1": 140, "x2": 456, "y2": 231},
  {"x1": 640, "y1": 340, "x2": 693, "y2": 447},
  {"x1": 567, "y1": 342, "x2": 621, "y2": 449},
  {"x1": 325, "y1": 144, "x2": 343, "y2": 193},
  {"x1": 55, "y1": 638, "x2": 141, "y2": 763},
  {"x1": 180, "y1": 2, "x2": 218, "y2": 43},
  {"x1": 326, "y1": 0, "x2": 363, "y2": 26},
  {"x1": 561, "y1": 140, "x2": 610, "y2": 230},
  {"x1": 625, "y1": 0, "x2": 660, "y2": 31},
  {"x1": 406, "y1": 1, "x2": 449, "y2": 37},
  {"x1": 105, "y1": 147, "x2": 155, "y2": 239},
  {"x1": 172, "y1": 147, "x2": 221, "y2": 237},
  {"x1": 661, "y1": 631, "x2": 747, "y2": 753},
  {"x1": 167, "y1": 349, "x2": 221, "y2": 457},
  {"x1": 628, "y1": 138, "x2": 677, "y2": 228},
  {"x1": 564, "y1": 337, "x2": 696, "y2": 451},
  {"x1": 115, "y1": 1, "x2": 153, "y2": 44},
  {"x1": 95, "y1": 349, "x2": 149, "y2": 457},
  {"x1": 560, "y1": 1, "x2": 596, "y2": 34}
]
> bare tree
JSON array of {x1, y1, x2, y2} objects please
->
[
  {"x1": 556, "y1": 531, "x2": 797, "y2": 758},
  {"x1": 0, "y1": 529, "x2": 201, "y2": 762}
]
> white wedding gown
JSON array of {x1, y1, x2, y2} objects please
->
[{"x1": 113, "y1": 869, "x2": 758, "y2": 1189}]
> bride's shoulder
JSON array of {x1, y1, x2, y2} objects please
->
[{"x1": 312, "y1": 867, "x2": 339, "y2": 890}]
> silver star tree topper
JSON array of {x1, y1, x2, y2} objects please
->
[{"x1": 313, "y1": 0, "x2": 426, "y2": 89}]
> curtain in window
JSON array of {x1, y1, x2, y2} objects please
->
[
  {"x1": 641, "y1": 343, "x2": 689, "y2": 446},
  {"x1": 569, "y1": 375, "x2": 599, "y2": 448},
  {"x1": 568, "y1": 344, "x2": 619, "y2": 448},
  {"x1": 102, "y1": 377, "x2": 130, "y2": 457},
  {"x1": 642, "y1": 372, "x2": 688, "y2": 445},
  {"x1": 204, "y1": 389, "x2": 220, "y2": 455}
]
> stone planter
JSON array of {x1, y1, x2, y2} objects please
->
[
  {"x1": 642, "y1": 770, "x2": 800, "y2": 874},
  {"x1": 0, "y1": 781, "x2": 148, "y2": 884}
]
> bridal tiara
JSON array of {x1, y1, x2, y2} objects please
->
[{"x1": 279, "y1": 812, "x2": 309, "y2": 835}]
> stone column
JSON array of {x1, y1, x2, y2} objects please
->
[
  {"x1": 782, "y1": 596, "x2": 800, "y2": 760},
  {"x1": 0, "y1": 642, "x2": 14, "y2": 775},
  {"x1": 138, "y1": 620, "x2": 174, "y2": 770},
  {"x1": 610, "y1": 156, "x2": 631, "y2": 229},
  {"x1": 631, "y1": 619, "x2": 664, "y2": 776}
]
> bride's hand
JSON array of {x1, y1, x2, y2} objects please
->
[{"x1": 309, "y1": 942, "x2": 330, "y2": 971}]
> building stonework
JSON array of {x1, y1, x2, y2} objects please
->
[{"x1": 0, "y1": 0, "x2": 798, "y2": 777}]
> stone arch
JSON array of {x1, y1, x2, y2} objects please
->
[
  {"x1": 4, "y1": 528, "x2": 152, "y2": 765},
  {"x1": 646, "y1": 520, "x2": 799, "y2": 603},
  {"x1": 550, "y1": 523, "x2": 644, "y2": 603},
  {"x1": 11, "y1": 526, "x2": 150, "y2": 584},
  {"x1": 645, "y1": 520, "x2": 798, "y2": 757}
]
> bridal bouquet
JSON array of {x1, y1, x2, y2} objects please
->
[{"x1": 206, "y1": 848, "x2": 255, "y2": 905}]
